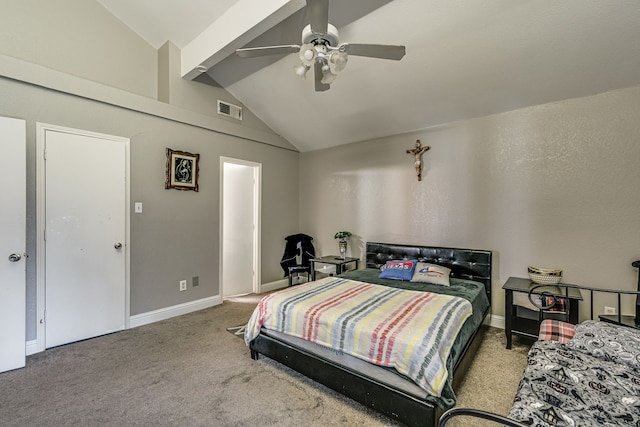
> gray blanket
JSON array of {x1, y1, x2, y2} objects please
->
[{"x1": 509, "y1": 337, "x2": 640, "y2": 426}]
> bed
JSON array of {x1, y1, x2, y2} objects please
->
[
  {"x1": 438, "y1": 280, "x2": 640, "y2": 427},
  {"x1": 245, "y1": 242, "x2": 492, "y2": 427},
  {"x1": 507, "y1": 281, "x2": 640, "y2": 426},
  {"x1": 509, "y1": 320, "x2": 640, "y2": 426}
]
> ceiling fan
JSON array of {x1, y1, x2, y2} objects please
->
[{"x1": 235, "y1": 0, "x2": 406, "y2": 92}]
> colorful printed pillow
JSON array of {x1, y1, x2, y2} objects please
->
[
  {"x1": 378, "y1": 260, "x2": 417, "y2": 281},
  {"x1": 410, "y1": 262, "x2": 451, "y2": 286},
  {"x1": 566, "y1": 320, "x2": 640, "y2": 370}
]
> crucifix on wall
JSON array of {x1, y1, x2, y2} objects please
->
[{"x1": 406, "y1": 139, "x2": 430, "y2": 181}]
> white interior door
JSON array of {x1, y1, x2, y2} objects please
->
[
  {"x1": 0, "y1": 117, "x2": 26, "y2": 372},
  {"x1": 43, "y1": 127, "x2": 127, "y2": 348},
  {"x1": 221, "y1": 159, "x2": 260, "y2": 297}
]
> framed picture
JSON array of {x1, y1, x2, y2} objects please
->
[{"x1": 165, "y1": 148, "x2": 200, "y2": 191}]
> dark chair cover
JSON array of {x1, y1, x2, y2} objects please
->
[{"x1": 280, "y1": 233, "x2": 315, "y2": 277}]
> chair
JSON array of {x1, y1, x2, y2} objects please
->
[
  {"x1": 287, "y1": 265, "x2": 311, "y2": 287},
  {"x1": 280, "y1": 233, "x2": 315, "y2": 286}
]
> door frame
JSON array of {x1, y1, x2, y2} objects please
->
[
  {"x1": 219, "y1": 157, "x2": 262, "y2": 297},
  {"x1": 35, "y1": 123, "x2": 130, "y2": 353}
]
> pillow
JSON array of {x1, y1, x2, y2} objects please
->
[
  {"x1": 566, "y1": 320, "x2": 640, "y2": 370},
  {"x1": 378, "y1": 260, "x2": 417, "y2": 281},
  {"x1": 538, "y1": 319, "x2": 575, "y2": 343},
  {"x1": 410, "y1": 262, "x2": 451, "y2": 286}
]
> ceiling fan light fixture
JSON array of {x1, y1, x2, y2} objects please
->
[
  {"x1": 299, "y1": 43, "x2": 316, "y2": 67},
  {"x1": 236, "y1": 1, "x2": 405, "y2": 92},
  {"x1": 329, "y1": 51, "x2": 348, "y2": 73},
  {"x1": 320, "y1": 62, "x2": 337, "y2": 85},
  {"x1": 320, "y1": 72, "x2": 336, "y2": 85},
  {"x1": 294, "y1": 63, "x2": 310, "y2": 79}
]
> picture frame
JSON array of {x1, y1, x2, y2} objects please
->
[{"x1": 165, "y1": 148, "x2": 200, "y2": 191}]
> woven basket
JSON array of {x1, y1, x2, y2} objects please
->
[
  {"x1": 527, "y1": 266, "x2": 561, "y2": 275},
  {"x1": 528, "y1": 272, "x2": 562, "y2": 284}
]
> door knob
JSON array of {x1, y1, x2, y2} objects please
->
[
  {"x1": 114, "y1": 243, "x2": 123, "y2": 250},
  {"x1": 8, "y1": 253, "x2": 22, "y2": 262}
]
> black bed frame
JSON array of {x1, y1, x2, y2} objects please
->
[
  {"x1": 249, "y1": 242, "x2": 493, "y2": 427},
  {"x1": 439, "y1": 264, "x2": 640, "y2": 427}
]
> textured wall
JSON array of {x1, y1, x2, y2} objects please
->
[
  {"x1": 157, "y1": 42, "x2": 277, "y2": 134},
  {"x1": 0, "y1": 0, "x2": 299, "y2": 342},
  {"x1": 0, "y1": 75, "x2": 299, "y2": 339},
  {"x1": 300, "y1": 86, "x2": 640, "y2": 318},
  {"x1": 0, "y1": 0, "x2": 158, "y2": 98}
]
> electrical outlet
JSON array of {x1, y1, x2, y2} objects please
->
[
  {"x1": 179, "y1": 280, "x2": 187, "y2": 292},
  {"x1": 192, "y1": 276, "x2": 199, "y2": 287},
  {"x1": 604, "y1": 306, "x2": 616, "y2": 315}
]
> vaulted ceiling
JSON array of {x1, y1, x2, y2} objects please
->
[{"x1": 98, "y1": 0, "x2": 640, "y2": 152}]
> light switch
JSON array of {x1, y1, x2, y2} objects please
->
[{"x1": 134, "y1": 202, "x2": 143, "y2": 213}]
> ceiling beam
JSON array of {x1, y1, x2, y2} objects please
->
[{"x1": 181, "y1": 0, "x2": 306, "y2": 80}]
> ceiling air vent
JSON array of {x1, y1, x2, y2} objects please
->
[{"x1": 217, "y1": 100, "x2": 242, "y2": 120}]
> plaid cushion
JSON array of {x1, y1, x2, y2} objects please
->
[
  {"x1": 543, "y1": 295, "x2": 567, "y2": 313},
  {"x1": 538, "y1": 319, "x2": 575, "y2": 343}
]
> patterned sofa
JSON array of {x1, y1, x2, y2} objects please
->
[
  {"x1": 508, "y1": 319, "x2": 640, "y2": 426},
  {"x1": 439, "y1": 276, "x2": 640, "y2": 427}
]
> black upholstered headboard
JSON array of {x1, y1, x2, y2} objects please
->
[{"x1": 365, "y1": 242, "x2": 493, "y2": 302}]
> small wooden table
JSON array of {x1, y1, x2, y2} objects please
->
[
  {"x1": 310, "y1": 256, "x2": 360, "y2": 281},
  {"x1": 503, "y1": 277, "x2": 583, "y2": 349}
]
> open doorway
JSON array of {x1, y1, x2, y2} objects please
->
[{"x1": 220, "y1": 157, "x2": 261, "y2": 298}]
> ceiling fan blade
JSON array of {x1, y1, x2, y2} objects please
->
[
  {"x1": 307, "y1": 0, "x2": 329, "y2": 35},
  {"x1": 314, "y1": 61, "x2": 330, "y2": 92},
  {"x1": 341, "y1": 43, "x2": 406, "y2": 60},
  {"x1": 236, "y1": 45, "x2": 301, "y2": 58}
]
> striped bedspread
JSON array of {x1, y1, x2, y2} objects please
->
[{"x1": 245, "y1": 277, "x2": 472, "y2": 397}]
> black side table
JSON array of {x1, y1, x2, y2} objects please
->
[
  {"x1": 503, "y1": 277, "x2": 583, "y2": 349},
  {"x1": 310, "y1": 256, "x2": 360, "y2": 281},
  {"x1": 598, "y1": 314, "x2": 640, "y2": 329},
  {"x1": 599, "y1": 260, "x2": 640, "y2": 329}
]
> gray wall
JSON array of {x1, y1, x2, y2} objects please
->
[
  {"x1": 0, "y1": 0, "x2": 158, "y2": 98},
  {"x1": 157, "y1": 41, "x2": 277, "y2": 134},
  {"x1": 1, "y1": 70, "x2": 299, "y2": 339},
  {"x1": 0, "y1": 0, "x2": 300, "y2": 341},
  {"x1": 300, "y1": 85, "x2": 640, "y2": 319},
  {"x1": 6, "y1": 0, "x2": 639, "y2": 335},
  {"x1": 0, "y1": 1, "x2": 278, "y2": 133}
]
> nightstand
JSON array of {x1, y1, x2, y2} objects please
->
[
  {"x1": 598, "y1": 314, "x2": 640, "y2": 329},
  {"x1": 503, "y1": 277, "x2": 583, "y2": 349},
  {"x1": 310, "y1": 256, "x2": 360, "y2": 281}
]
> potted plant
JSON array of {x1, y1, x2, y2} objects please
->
[{"x1": 334, "y1": 231, "x2": 352, "y2": 259}]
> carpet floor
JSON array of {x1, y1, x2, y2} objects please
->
[{"x1": 0, "y1": 294, "x2": 532, "y2": 426}]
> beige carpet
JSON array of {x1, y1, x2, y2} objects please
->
[
  {"x1": 0, "y1": 294, "x2": 532, "y2": 426},
  {"x1": 450, "y1": 326, "x2": 531, "y2": 427}
]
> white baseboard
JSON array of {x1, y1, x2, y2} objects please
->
[
  {"x1": 260, "y1": 278, "x2": 288, "y2": 293},
  {"x1": 25, "y1": 297, "x2": 222, "y2": 355},
  {"x1": 129, "y1": 295, "x2": 222, "y2": 328},
  {"x1": 26, "y1": 340, "x2": 38, "y2": 356},
  {"x1": 25, "y1": 304, "x2": 504, "y2": 356},
  {"x1": 487, "y1": 314, "x2": 505, "y2": 329}
]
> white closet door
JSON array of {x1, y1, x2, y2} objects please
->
[
  {"x1": 44, "y1": 127, "x2": 126, "y2": 348},
  {"x1": 0, "y1": 117, "x2": 26, "y2": 372}
]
